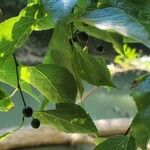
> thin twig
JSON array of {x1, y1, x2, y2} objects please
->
[
  {"x1": 76, "y1": 86, "x2": 98, "y2": 104},
  {"x1": 13, "y1": 54, "x2": 26, "y2": 107}
]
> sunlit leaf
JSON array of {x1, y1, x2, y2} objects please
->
[
  {"x1": 79, "y1": 7, "x2": 150, "y2": 48},
  {"x1": 41, "y1": 0, "x2": 77, "y2": 23},
  {"x1": 0, "y1": 132, "x2": 12, "y2": 141},
  {"x1": 20, "y1": 64, "x2": 77, "y2": 103}
]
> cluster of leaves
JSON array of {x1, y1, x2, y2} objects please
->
[
  {"x1": 114, "y1": 44, "x2": 141, "y2": 67},
  {"x1": 0, "y1": 0, "x2": 150, "y2": 149}
]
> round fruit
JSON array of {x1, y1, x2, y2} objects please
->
[
  {"x1": 77, "y1": 32, "x2": 89, "y2": 42},
  {"x1": 22, "y1": 106, "x2": 33, "y2": 118},
  {"x1": 96, "y1": 45, "x2": 104, "y2": 53},
  {"x1": 31, "y1": 118, "x2": 40, "y2": 129}
]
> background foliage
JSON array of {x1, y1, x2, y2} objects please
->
[{"x1": 0, "y1": 0, "x2": 150, "y2": 149}]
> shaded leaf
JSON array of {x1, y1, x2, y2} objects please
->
[
  {"x1": 130, "y1": 75, "x2": 150, "y2": 149},
  {"x1": 130, "y1": 74, "x2": 150, "y2": 111},
  {"x1": 33, "y1": 103, "x2": 98, "y2": 134},
  {"x1": 75, "y1": 22, "x2": 123, "y2": 52},
  {"x1": 131, "y1": 114, "x2": 149, "y2": 150},
  {"x1": 79, "y1": 7, "x2": 150, "y2": 48},
  {"x1": 20, "y1": 64, "x2": 77, "y2": 103},
  {"x1": 73, "y1": 43, "x2": 114, "y2": 87},
  {"x1": 94, "y1": 135, "x2": 136, "y2": 150}
]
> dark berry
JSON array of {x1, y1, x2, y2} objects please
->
[
  {"x1": 22, "y1": 107, "x2": 33, "y2": 118},
  {"x1": 77, "y1": 32, "x2": 89, "y2": 42},
  {"x1": 31, "y1": 118, "x2": 40, "y2": 129},
  {"x1": 96, "y1": 45, "x2": 104, "y2": 53}
]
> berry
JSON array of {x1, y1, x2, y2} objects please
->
[
  {"x1": 96, "y1": 45, "x2": 104, "y2": 53},
  {"x1": 31, "y1": 118, "x2": 40, "y2": 129},
  {"x1": 22, "y1": 107, "x2": 33, "y2": 118},
  {"x1": 77, "y1": 32, "x2": 89, "y2": 42}
]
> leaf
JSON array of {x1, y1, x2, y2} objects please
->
[
  {"x1": 32, "y1": 4, "x2": 54, "y2": 31},
  {"x1": 0, "y1": 117, "x2": 24, "y2": 141},
  {"x1": 0, "y1": 3, "x2": 50, "y2": 68},
  {"x1": 0, "y1": 88, "x2": 14, "y2": 112},
  {"x1": 0, "y1": 55, "x2": 17, "y2": 87},
  {"x1": 44, "y1": 21, "x2": 74, "y2": 73},
  {"x1": 33, "y1": 103, "x2": 98, "y2": 134},
  {"x1": 131, "y1": 114, "x2": 150, "y2": 150},
  {"x1": 79, "y1": 7, "x2": 150, "y2": 48},
  {"x1": 130, "y1": 75, "x2": 150, "y2": 149},
  {"x1": 0, "y1": 132, "x2": 12, "y2": 141},
  {"x1": 0, "y1": 98, "x2": 14, "y2": 112},
  {"x1": 20, "y1": 64, "x2": 77, "y2": 103},
  {"x1": 73, "y1": 43, "x2": 114, "y2": 87},
  {"x1": 94, "y1": 135, "x2": 136, "y2": 150},
  {"x1": 0, "y1": 55, "x2": 41, "y2": 103},
  {"x1": 108, "y1": 0, "x2": 150, "y2": 23},
  {"x1": 44, "y1": 21, "x2": 84, "y2": 97},
  {"x1": 130, "y1": 74, "x2": 150, "y2": 111},
  {"x1": 40, "y1": 98, "x2": 49, "y2": 111},
  {"x1": 0, "y1": 88, "x2": 6, "y2": 100},
  {"x1": 41, "y1": 0, "x2": 77, "y2": 23},
  {"x1": 75, "y1": 22, "x2": 123, "y2": 52}
]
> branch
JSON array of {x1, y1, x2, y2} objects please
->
[{"x1": 0, "y1": 118, "x2": 133, "y2": 149}]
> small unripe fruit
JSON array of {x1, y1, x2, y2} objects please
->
[
  {"x1": 22, "y1": 107, "x2": 33, "y2": 118},
  {"x1": 77, "y1": 32, "x2": 89, "y2": 42},
  {"x1": 31, "y1": 118, "x2": 40, "y2": 129},
  {"x1": 96, "y1": 45, "x2": 104, "y2": 53}
]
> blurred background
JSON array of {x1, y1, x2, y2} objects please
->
[{"x1": 0, "y1": 1, "x2": 150, "y2": 150}]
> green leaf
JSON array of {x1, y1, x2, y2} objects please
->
[
  {"x1": 94, "y1": 135, "x2": 136, "y2": 150},
  {"x1": 44, "y1": 21, "x2": 84, "y2": 97},
  {"x1": 0, "y1": 98, "x2": 14, "y2": 112},
  {"x1": 0, "y1": 55, "x2": 17, "y2": 87},
  {"x1": 0, "y1": 132, "x2": 12, "y2": 141},
  {"x1": 0, "y1": 55, "x2": 41, "y2": 103},
  {"x1": 73, "y1": 43, "x2": 114, "y2": 87},
  {"x1": 33, "y1": 103, "x2": 98, "y2": 134},
  {"x1": 0, "y1": 88, "x2": 6, "y2": 100},
  {"x1": 20, "y1": 64, "x2": 77, "y2": 103},
  {"x1": 130, "y1": 74, "x2": 150, "y2": 111},
  {"x1": 41, "y1": 0, "x2": 77, "y2": 23},
  {"x1": 130, "y1": 75, "x2": 150, "y2": 149},
  {"x1": 0, "y1": 4, "x2": 39, "y2": 68},
  {"x1": 75, "y1": 22, "x2": 123, "y2": 52},
  {"x1": 0, "y1": 88, "x2": 14, "y2": 112},
  {"x1": 40, "y1": 98, "x2": 49, "y2": 111},
  {"x1": 131, "y1": 114, "x2": 149, "y2": 150},
  {"x1": 32, "y1": 4, "x2": 54, "y2": 31},
  {"x1": 79, "y1": 7, "x2": 150, "y2": 48},
  {"x1": 108, "y1": 0, "x2": 150, "y2": 23}
]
